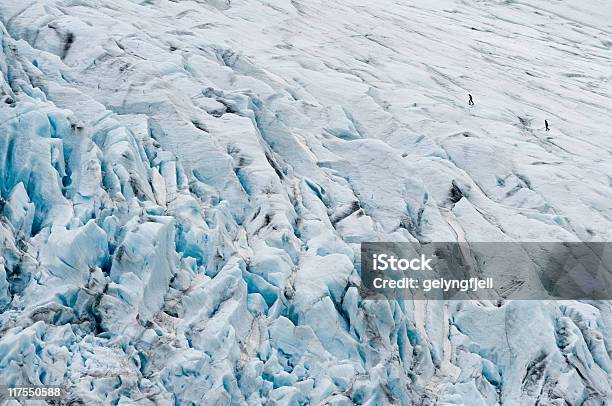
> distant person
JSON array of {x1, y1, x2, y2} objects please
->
[
  {"x1": 468, "y1": 94, "x2": 474, "y2": 106},
  {"x1": 545, "y1": 119, "x2": 550, "y2": 131}
]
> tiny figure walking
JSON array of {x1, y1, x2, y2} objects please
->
[
  {"x1": 545, "y1": 119, "x2": 550, "y2": 131},
  {"x1": 468, "y1": 94, "x2": 474, "y2": 106}
]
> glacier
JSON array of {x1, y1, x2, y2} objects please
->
[{"x1": 0, "y1": 0, "x2": 611, "y2": 404}]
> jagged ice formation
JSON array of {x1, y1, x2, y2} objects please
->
[{"x1": 0, "y1": 0, "x2": 611, "y2": 404}]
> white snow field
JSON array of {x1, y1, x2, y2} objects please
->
[{"x1": 1, "y1": 0, "x2": 611, "y2": 404}]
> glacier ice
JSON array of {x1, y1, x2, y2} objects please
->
[{"x1": 0, "y1": 0, "x2": 611, "y2": 404}]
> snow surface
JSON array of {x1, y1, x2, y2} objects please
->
[{"x1": 0, "y1": 0, "x2": 611, "y2": 404}]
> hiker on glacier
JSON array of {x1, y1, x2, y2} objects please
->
[
  {"x1": 468, "y1": 94, "x2": 474, "y2": 106},
  {"x1": 545, "y1": 119, "x2": 550, "y2": 131}
]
